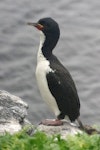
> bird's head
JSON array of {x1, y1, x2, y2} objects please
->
[{"x1": 27, "y1": 17, "x2": 60, "y2": 39}]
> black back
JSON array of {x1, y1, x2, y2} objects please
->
[{"x1": 46, "y1": 55, "x2": 80, "y2": 122}]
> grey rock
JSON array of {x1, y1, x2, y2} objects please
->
[
  {"x1": 0, "y1": 90, "x2": 83, "y2": 137},
  {"x1": 0, "y1": 90, "x2": 30, "y2": 134},
  {"x1": 36, "y1": 120, "x2": 82, "y2": 139}
]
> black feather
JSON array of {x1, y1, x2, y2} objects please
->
[{"x1": 46, "y1": 55, "x2": 80, "y2": 122}]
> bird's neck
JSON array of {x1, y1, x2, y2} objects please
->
[{"x1": 37, "y1": 31, "x2": 59, "y2": 62}]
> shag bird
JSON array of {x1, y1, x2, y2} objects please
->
[{"x1": 27, "y1": 17, "x2": 83, "y2": 128}]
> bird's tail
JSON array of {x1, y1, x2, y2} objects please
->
[
  {"x1": 77, "y1": 117, "x2": 100, "y2": 135},
  {"x1": 77, "y1": 117, "x2": 85, "y2": 131}
]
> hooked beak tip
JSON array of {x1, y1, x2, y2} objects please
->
[{"x1": 27, "y1": 22, "x2": 36, "y2": 26}]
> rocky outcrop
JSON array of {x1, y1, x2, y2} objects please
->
[
  {"x1": 0, "y1": 90, "x2": 83, "y2": 137},
  {"x1": 36, "y1": 120, "x2": 82, "y2": 139},
  {"x1": 0, "y1": 90, "x2": 99, "y2": 137},
  {"x1": 0, "y1": 90, "x2": 30, "y2": 134}
]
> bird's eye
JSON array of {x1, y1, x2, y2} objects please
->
[{"x1": 45, "y1": 23, "x2": 51, "y2": 28}]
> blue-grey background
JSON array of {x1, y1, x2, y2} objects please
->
[{"x1": 0, "y1": 0, "x2": 100, "y2": 125}]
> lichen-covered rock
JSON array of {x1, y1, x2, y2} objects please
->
[{"x1": 0, "y1": 90, "x2": 30, "y2": 134}]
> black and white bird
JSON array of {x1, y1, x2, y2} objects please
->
[{"x1": 28, "y1": 17, "x2": 83, "y2": 128}]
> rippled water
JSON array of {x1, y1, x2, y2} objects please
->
[{"x1": 0, "y1": 0, "x2": 100, "y2": 125}]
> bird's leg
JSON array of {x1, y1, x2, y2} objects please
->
[{"x1": 40, "y1": 119, "x2": 63, "y2": 126}]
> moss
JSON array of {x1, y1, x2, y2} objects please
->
[{"x1": 0, "y1": 129, "x2": 100, "y2": 150}]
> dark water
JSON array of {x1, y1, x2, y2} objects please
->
[{"x1": 0, "y1": 0, "x2": 100, "y2": 125}]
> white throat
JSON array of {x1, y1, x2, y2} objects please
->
[
  {"x1": 37, "y1": 31, "x2": 46, "y2": 63},
  {"x1": 36, "y1": 32, "x2": 60, "y2": 117}
]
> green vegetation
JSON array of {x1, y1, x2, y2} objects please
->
[{"x1": 0, "y1": 129, "x2": 100, "y2": 150}]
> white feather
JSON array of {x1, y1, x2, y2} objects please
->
[{"x1": 36, "y1": 31, "x2": 60, "y2": 117}]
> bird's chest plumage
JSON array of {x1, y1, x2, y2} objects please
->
[
  {"x1": 36, "y1": 60, "x2": 50, "y2": 94},
  {"x1": 36, "y1": 59, "x2": 60, "y2": 116}
]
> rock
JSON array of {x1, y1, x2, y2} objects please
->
[
  {"x1": 35, "y1": 120, "x2": 82, "y2": 139},
  {"x1": 35, "y1": 121, "x2": 100, "y2": 138},
  {"x1": 0, "y1": 90, "x2": 99, "y2": 137},
  {"x1": 0, "y1": 90, "x2": 31, "y2": 135}
]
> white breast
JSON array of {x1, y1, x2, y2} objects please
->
[{"x1": 35, "y1": 32, "x2": 60, "y2": 117}]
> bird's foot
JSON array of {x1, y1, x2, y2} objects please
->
[{"x1": 40, "y1": 119, "x2": 63, "y2": 126}]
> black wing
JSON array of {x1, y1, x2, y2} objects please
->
[{"x1": 47, "y1": 55, "x2": 80, "y2": 121}]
